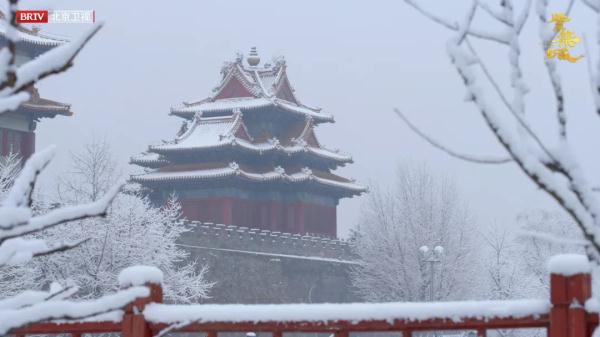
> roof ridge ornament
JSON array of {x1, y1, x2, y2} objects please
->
[
  {"x1": 292, "y1": 138, "x2": 307, "y2": 148},
  {"x1": 274, "y1": 166, "x2": 285, "y2": 176},
  {"x1": 229, "y1": 162, "x2": 240, "y2": 173},
  {"x1": 267, "y1": 138, "x2": 280, "y2": 147},
  {"x1": 247, "y1": 47, "x2": 260, "y2": 67}
]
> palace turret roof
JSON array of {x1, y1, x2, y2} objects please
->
[
  {"x1": 131, "y1": 49, "x2": 365, "y2": 199},
  {"x1": 170, "y1": 55, "x2": 333, "y2": 123},
  {"x1": 131, "y1": 162, "x2": 366, "y2": 195},
  {"x1": 143, "y1": 112, "x2": 352, "y2": 164},
  {"x1": 171, "y1": 97, "x2": 333, "y2": 122}
]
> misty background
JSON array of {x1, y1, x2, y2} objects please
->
[{"x1": 15, "y1": 0, "x2": 599, "y2": 237}]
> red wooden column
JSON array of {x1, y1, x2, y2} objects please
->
[
  {"x1": 122, "y1": 282, "x2": 163, "y2": 337},
  {"x1": 548, "y1": 255, "x2": 592, "y2": 337}
]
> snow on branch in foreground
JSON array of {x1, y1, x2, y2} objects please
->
[
  {"x1": 394, "y1": 108, "x2": 512, "y2": 164},
  {"x1": 0, "y1": 146, "x2": 137, "y2": 333},
  {"x1": 0, "y1": 0, "x2": 154, "y2": 332},
  {"x1": 401, "y1": 1, "x2": 600, "y2": 262},
  {"x1": 0, "y1": 5, "x2": 102, "y2": 111},
  {"x1": 0, "y1": 146, "x2": 124, "y2": 243},
  {"x1": 403, "y1": 0, "x2": 511, "y2": 44},
  {"x1": 0, "y1": 286, "x2": 149, "y2": 335}
]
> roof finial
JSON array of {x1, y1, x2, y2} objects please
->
[{"x1": 247, "y1": 47, "x2": 260, "y2": 66}]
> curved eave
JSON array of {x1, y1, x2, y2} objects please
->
[
  {"x1": 130, "y1": 158, "x2": 170, "y2": 169},
  {"x1": 170, "y1": 98, "x2": 333, "y2": 123},
  {"x1": 131, "y1": 169, "x2": 366, "y2": 197},
  {"x1": 19, "y1": 103, "x2": 72, "y2": 118},
  {"x1": 0, "y1": 28, "x2": 68, "y2": 55},
  {"x1": 149, "y1": 141, "x2": 353, "y2": 165}
]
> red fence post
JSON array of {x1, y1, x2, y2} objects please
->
[
  {"x1": 549, "y1": 255, "x2": 592, "y2": 337},
  {"x1": 122, "y1": 282, "x2": 163, "y2": 337}
]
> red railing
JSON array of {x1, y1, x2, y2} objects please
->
[{"x1": 10, "y1": 268, "x2": 599, "y2": 337}]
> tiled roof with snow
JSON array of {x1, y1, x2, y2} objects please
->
[
  {"x1": 18, "y1": 86, "x2": 72, "y2": 117},
  {"x1": 148, "y1": 113, "x2": 351, "y2": 163},
  {"x1": 171, "y1": 97, "x2": 333, "y2": 122},
  {"x1": 170, "y1": 56, "x2": 334, "y2": 123},
  {"x1": 0, "y1": 25, "x2": 68, "y2": 47},
  {"x1": 220, "y1": 61, "x2": 288, "y2": 99},
  {"x1": 130, "y1": 152, "x2": 169, "y2": 167},
  {"x1": 131, "y1": 163, "x2": 366, "y2": 195}
]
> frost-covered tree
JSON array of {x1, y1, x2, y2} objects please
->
[
  {"x1": 397, "y1": 1, "x2": 600, "y2": 263},
  {"x1": 0, "y1": 152, "x2": 20, "y2": 198},
  {"x1": 0, "y1": 3, "x2": 155, "y2": 332},
  {"x1": 17, "y1": 139, "x2": 212, "y2": 303},
  {"x1": 350, "y1": 165, "x2": 479, "y2": 302},
  {"x1": 515, "y1": 210, "x2": 584, "y2": 291},
  {"x1": 480, "y1": 212, "x2": 582, "y2": 337}
]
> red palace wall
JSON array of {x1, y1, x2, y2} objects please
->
[
  {"x1": 0, "y1": 128, "x2": 35, "y2": 160},
  {"x1": 180, "y1": 197, "x2": 337, "y2": 237}
]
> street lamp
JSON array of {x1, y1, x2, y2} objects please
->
[{"x1": 419, "y1": 245, "x2": 444, "y2": 301}]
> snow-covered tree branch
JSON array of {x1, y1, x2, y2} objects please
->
[
  {"x1": 0, "y1": 145, "x2": 148, "y2": 333},
  {"x1": 15, "y1": 139, "x2": 212, "y2": 303},
  {"x1": 0, "y1": 1, "x2": 151, "y2": 333},
  {"x1": 400, "y1": 1, "x2": 600, "y2": 263}
]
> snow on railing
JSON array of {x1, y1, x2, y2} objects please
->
[{"x1": 8, "y1": 255, "x2": 599, "y2": 337}]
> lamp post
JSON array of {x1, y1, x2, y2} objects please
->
[{"x1": 419, "y1": 245, "x2": 444, "y2": 301}]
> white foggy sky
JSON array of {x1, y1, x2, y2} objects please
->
[{"x1": 18, "y1": 0, "x2": 600, "y2": 237}]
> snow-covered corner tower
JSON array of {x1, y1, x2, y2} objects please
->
[{"x1": 131, "y1": 49, "x2": 365, "y2": 237}]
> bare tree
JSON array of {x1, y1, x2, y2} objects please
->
[
  {"x1": 350, "y1": 164, "x2": 479, "y2": 302},
  {"x1": 57, "y1": 138, "x2": 119, "y2": 203},
  {"x1": 397, "y1": 1, "x2": 600, "y2": 262}
]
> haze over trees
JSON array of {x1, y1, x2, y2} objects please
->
[
  {"x1": 3, "y1": 140, "x2": 212, "y2": 303},
  {"x1": 351, "y1": 165, "x2": 479, "y2": 302},
  {"x1": 351, "y1": 164, "x2": 583, "y2": 313},
  {"x1": 397, "y1": 1, "x2": 599, "y2": 262}
]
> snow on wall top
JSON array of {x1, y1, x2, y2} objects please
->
[
  {"x1": 118, "y1": 266, "x2": 164, "y2": 287},
  {"x1": 547, "y1": 254, "x2": 591, "y2": 276},
  {"x1": 144, "y1": 299, "x2": 550, "y2": 324},
  {"x1": 180, "y1": 221, "x2": 352, "y2": 260}
]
